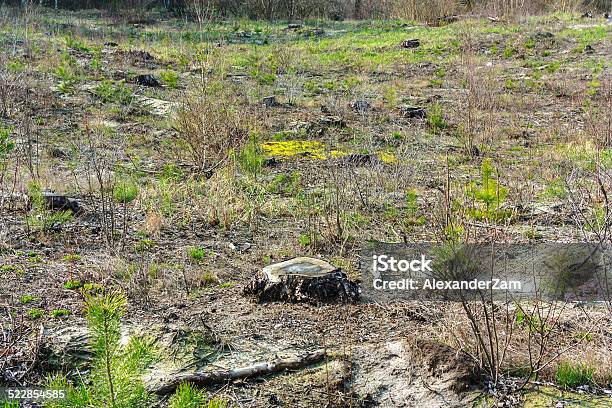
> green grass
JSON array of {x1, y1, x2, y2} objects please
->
[{"x1": 556, "y1": 362, "x2": 594, "y2": 388}]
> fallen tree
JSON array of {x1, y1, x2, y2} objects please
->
[{"x1": 151, "y1": 349, "x2": 329, "y2": 395}]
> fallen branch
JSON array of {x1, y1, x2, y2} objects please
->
[{"x1": 152, "y1": 349, "x2": 328, "y2": 395}]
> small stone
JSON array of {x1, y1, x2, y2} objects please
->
[
  {"x1": 401, "y1": 39, "x2": 420, "y2": 49},
  {"x1": 584, "y1": 44, "x2": 594, "y2": 54},
  {"x1": 287, "y1": 23, "x2": 302, "y2": 29}
]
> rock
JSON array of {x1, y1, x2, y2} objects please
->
[
  {"x1": 584, "y1": 44, "x2": 594, "y2": 54},
  {"x1": 401, "y1": 39, "x2": 420, "y2": 49},
  {"x1": 104, "y1": 41, "x2": 118, "y2": 47},
  {"x1": 339, "y1": 153, "x2": 381, "y2": 166},
  {"x1": 134, "y1": 74, "x2": 161, "y2": 87},
  {"x1": 244, "y1": 257, "x2": 360, "y2": 303},
  {"x1": 350, "y1": 100, "x2": 370, "y2": 113},
  {"x1": 40, "y1": 191, "x2": 82, "y2": 214},
  {"x1": 287, "y1": 23, "x2": 302, "y2": 29},
  {"x1": 262, "y1": 95, "x2": 279, "y2": 108},
  {"x1": 581, "y1": 12, "x2": 593, "y2": 18},
  {"x1": 399, "y1": 105, "x2": 427, "y2": 119}
]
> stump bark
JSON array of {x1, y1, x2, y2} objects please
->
[{"x1": 243, "y1": 257, "x2": 360, "y2": 303}]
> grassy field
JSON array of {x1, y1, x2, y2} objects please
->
[{"x1": 0, "y1": 6, "x2": 611, "y2": 408}]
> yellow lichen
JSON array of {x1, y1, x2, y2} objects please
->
[
  {"x1": 261, "y1": 141, "x2": 327, "y2": 159},
  {"x1": 261, "y1": 140, "x2": 397, "y2": 164},
  {"x1": 378, "y1": 152, "x2": 398, "y2": 164}
]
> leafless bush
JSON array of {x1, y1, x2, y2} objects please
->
[{"x1": 174, "y1": 88, "x2": 250, "y2": 176}]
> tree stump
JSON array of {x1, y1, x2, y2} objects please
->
[{"x1": 244, "y1": 257, "x2": 360, "y2": 303}]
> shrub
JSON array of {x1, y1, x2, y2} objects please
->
[{"x1": 174, "y1": 89, "x2": 249, "y2": 175}]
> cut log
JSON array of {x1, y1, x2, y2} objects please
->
[
  {"x1": 243, "y1": 257, "x2": 360, "y2": 303},
  {"x1": 151, "y1": 349, "x2": 328, "y2": 395}
]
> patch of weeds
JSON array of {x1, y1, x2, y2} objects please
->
[
  {"x1": 94, "y1": 80, "x2": 134, "y2": 105},
  {"x1": 7, "y1": 58, "x2": 26, "y2": 73},
  {"x1": 540, "y1": 178, "x2": 567, "y2": 200},
  {"x1": 0, "y1": 126, "x2": 15, "y2": 169},
  {"x1": 27, "y1": 181, "x2": 73, "y2": 232},
  {"x1": 383, "y1": 87, "x2": 399, "y2": 107},
  {"x1": 261, "y1": 140, "x2": 330, "y2": 160},
  {"x1": 268, "y1": 172, "x2": 301, "y2": 196},
  {"x1": 298, "y1": 233, "x2": 311, "y2": 247},
  {"x1": 404, "y1": 189, "x2": 425, "y2": 226},
  {"x1": 188, "y1": 247, "x2": 206, "y2": 262},
  {"x1": 64, "y1": 280, "x2": 82, "y2": 290},
  {"x1": 65, "y1": 35, "x2": 91, "y2": 52},
  {"x1": 556, "y1": 362, "x2": 594, "y2": 388},
  {"x1": 81, "y1": 282, "x2": 104, "y2": 296},
  {"x1": 168, "y1": 382, "x2": 227, "y2": 408},
  {"x1": 134, "y1": 238, "x2": 156, "y2": 253},
  {"x1": 504, "y1": 78, "x2": 516, "y2": 91},
  {"x1": 20, "y1": 294, "x2": 37, "y2": 304},
  {"x1": 62, "y1": 254, "x2": 82, "y2": 262},
  {"x1": 502, "y1": 46, "x2": 515, "y2": 58},
  {"x1": 524, "y1": 227, "x2": 543, "y2": 240},
  {"x1": 113, "y1": 179, "x2": 139, "y2": 204},
  {"x1": 198, "y1": 272, "x2": 219, "y2": 287},
  {"x1": 218, "y1": 281, "x2": 236, "y2": 289},
  {"x1": 160, "y1": 70, "x2": 179, "y2": 88},
  {"x1": 427, "y1": 103, "x2": 448, "y2": 134},
  {"x1": 51, "y1": 309, "x2": 71, "y2": 318},
  {"x1": 27, "y1": 308, "x2": 44, "y2": 319},
  {"x1": 235, "y1": 135, "x2": 265, "y2": 178}
]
